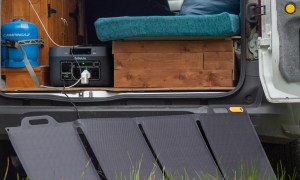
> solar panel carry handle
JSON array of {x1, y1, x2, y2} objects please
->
[{"x1": 21, "y1": 115, "x2": 58, "y2": 128}]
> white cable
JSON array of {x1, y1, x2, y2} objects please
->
[
  {"x1": 27, "y1": 0, "x2": 89, "y2": 88},
  {"x1": 65, "y1": 78, "x2": 82, "y2": 88},
  {"x1": 40, "y1": 78, "x2": 82, "y2": 89},
  {"x1": 27, "y1": 0, "x2": 61, "y2": 47}
]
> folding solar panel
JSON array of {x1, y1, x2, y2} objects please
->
[
  {"x1": 6, "y1": 116, "x2": 99, "y2": 180},
  {"x1": 77, "y1": 118, "x2": 163, "y2": 180}
]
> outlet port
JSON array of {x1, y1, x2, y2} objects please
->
[
  {"x1": 61, "y1": 73, "x2": 72, "y2": 80},
  {"x1": 72, "y1": 68, "x2": 81, "y2": 79},
  {"x1": 61, "y1": 62, "x2": 71, "y2": 72},
  {"x1": 90, "y1": 68, "x2": 100, "y2": 80},
  {"x1": 94, "y1": 62, "x2": 100, "y2": 67}
]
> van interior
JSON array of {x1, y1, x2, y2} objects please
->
[{"x1": 0, "y1": 0, "x2": 243, "y2": 98}]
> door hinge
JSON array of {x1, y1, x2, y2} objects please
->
[
  {"x1": 48, "y1": 4, "x2": 57, "y2": 17},
  {"x1": 246, "y1": 3, "x2": 266, "y2": 24}
]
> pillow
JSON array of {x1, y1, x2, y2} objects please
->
[
  {"x1": 180, "y1": 0, "x2": 240, "y2": 15},
  {"x1": 126, "y1": 0, "x2": 174, "y2": 16}
]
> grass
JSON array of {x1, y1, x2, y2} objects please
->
[
  {"x1": 2, "y1": 156, "x2": 90, "y2": 180},
  {"x1": 2, "y1": 156, "x2": 299, "y2": 180},
  {"x1": 115, "y1": 154, "x2": 159, "y2": 180},
  {"x1": 277, "y1": 161, "x2": 297, "y2": 180},
  {"x1": 3, "y1": 157, "x2": 9, "y2": 180},
  {"x1": 232, "y1": 164, "x2": 258, "y2": 180},
  {"x1": 79, "y1": 158, "x2": 91, "y2": 180},
  {"x1": 115, "y1": 158, "x2": 298, "y2": 180}
]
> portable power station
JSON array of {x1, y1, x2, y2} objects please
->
[{"x1": 49, "y1": 46, "x2": 113, "y2": 87}]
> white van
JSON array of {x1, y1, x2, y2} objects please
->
[{"x1": 0, "y1": 0, "x2": 299, "y2": 179}]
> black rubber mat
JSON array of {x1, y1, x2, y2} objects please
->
[
  {"x1": 77, "y1": 118, "x2": 163, "y2": 180},
  {"x1": 139, "y1": 115, "x2": 222, "y2": 179},
  {"x1": 198, "y1": 112, "x2": 276, "y2": 179},
  {"x1": 6, "y1": 116, "x2": 99, "y2": 180}
]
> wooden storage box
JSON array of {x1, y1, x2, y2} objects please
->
[
  {"x1": 113, "y1": 40, "x2": 235, "y2": 89},
  {"x1": 2, "y1": 66, "x2": 49, "y2": 89}
]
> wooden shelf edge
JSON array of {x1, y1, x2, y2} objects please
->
[{"x1": 124, "y1": 36, "x2": 241, "y2": 41}]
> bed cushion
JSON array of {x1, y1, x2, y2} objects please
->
[{"x1": 94, "y1": 12, "x2": 240, "y2": 42}]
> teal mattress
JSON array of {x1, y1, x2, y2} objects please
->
[{"x1": 94, "y1": 12, "x2": 240, "y2": 42}]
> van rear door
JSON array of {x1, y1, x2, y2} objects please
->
[{"x1": 259, "y1": 0, "x2": 300, "y2": 103}]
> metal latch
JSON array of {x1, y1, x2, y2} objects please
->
[
  {"x1": 258, "y1": 31, "x2": 272, "y2": 51},
  {"x1": 246, "y1": 3, "x2": 266, "y2": 24}
]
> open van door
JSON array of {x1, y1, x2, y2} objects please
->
[{"x1": 259, "y1": 0, "x2": 300, "y2": 103}]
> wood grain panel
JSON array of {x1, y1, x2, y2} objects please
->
[
  {"x1": 48, "y1": 0, "x2": 64, "y2": 46},
  {"x1": 2, "y1": 67, "x2": 49, "y2": 88},
  {"x1": 36, "y1": 0, "x2": 49, "y2": 65},
  {"x1": 204, "y1": 52, "x2": 234, "y2": 70},
  {"x1": 2, "y1": 0, "x2": 14, "y2": 24},
  {"x1": 203, "y1": 40, "x2": 233, "y2": 52},
  {"x1": 114, "y1": 53, "x2": 203, "y2": 70},
  {"x1": 113, "y1": 40, "x2": 233, "y2": 53},
  {"x1": 28, "y1": 0, "x2": 49, "y2": 66},
  {"x1": 115, "y1": 69, "x2": 233, "y2": 88},
  {"x1": 64, "y1": 0, "x2": 78, "y2": 45},
  {"x1": 14, "y1": 0, "x2": 30, "y2": 19},
  {"x1": 113, "y1": 40, "x2": 234, "y2": 88}
]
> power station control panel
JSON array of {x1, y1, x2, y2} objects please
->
[{"x1": 60, "y1": 60, "x2": 101, "y2": 81}]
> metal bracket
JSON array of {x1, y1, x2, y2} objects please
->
[
  {"x1": 258, "y1": 31, "x2": 272, "y2": 51},
  {"x1": 247, "y1": 3, "x2": 266, "y2": 24},
  {"x1": 48, "y1": 4, "x2": 57, "y2": 17}
]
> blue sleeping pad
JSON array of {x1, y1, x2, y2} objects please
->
[{"x1": 94, "y1": 12, "x2": 240, "y2": 41}]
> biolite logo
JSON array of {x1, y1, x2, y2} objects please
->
[{"x1": 74, "y1": 57, "x2": 87, "y2": 60}]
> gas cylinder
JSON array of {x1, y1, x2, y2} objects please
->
[{"x1": 1, "y1": 18, "x2": 39, "y2": 67}]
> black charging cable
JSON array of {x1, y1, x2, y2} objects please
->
[{"x1": 62, "y1": 80, "x2": 81, "y2": 119}]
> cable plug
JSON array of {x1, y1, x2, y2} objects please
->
[{"x1": 81, "y1": 70, "x2": 91, "y2": 85}]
